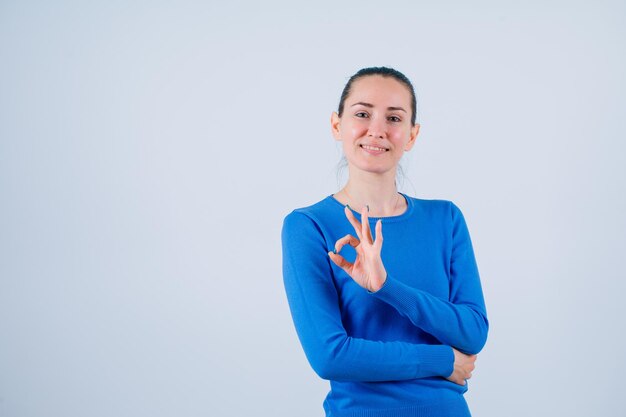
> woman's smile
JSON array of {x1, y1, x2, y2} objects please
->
[{"x1": 360, "y1": 144, "x2": 389, "y2": 155}]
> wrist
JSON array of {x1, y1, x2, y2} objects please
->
[{"x1": 368, "y1": 273, "x2": 387, "y2": 293}]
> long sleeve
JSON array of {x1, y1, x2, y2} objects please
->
[
  {"x1": 281, "y1": 211, "x2": 454, "y2": 382},
  {"x1": 370, "y1": 203, "x2": 489, "y2": 354}
]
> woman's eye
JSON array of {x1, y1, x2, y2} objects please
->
[
  {"x1": 388, "y1": 116, "x2": 401, "y2": 122},
  {"x1": 355, "y1": 112, "x2": 369, "y2": 118}
]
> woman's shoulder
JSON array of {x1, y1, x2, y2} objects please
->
[
  {"x1": 286, "y1": 194, "x2": 335, "y2": 214},
  {"x1": 406, "y1": 196, "x2": 472, "y2": 234},
  {"x1": 403, "y1": 195, "x2": 471, "y2": 228},
  {"x1": 282, "y1": 195, "x2": 338, "y2": 226},
  {"x1": 281, "y1": 195, "x2": 347, "y2": 243},
  {"x1": 405, "y1": 194, "x2": 458, "y2": 212}
]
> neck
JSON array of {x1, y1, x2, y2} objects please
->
[{"x1": 340, "y1": 166, "x2": 404, "y2": 217}]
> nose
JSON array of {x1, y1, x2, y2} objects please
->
[{"x1": 367, "y1": 115, "x2": 386, "y2": 139}]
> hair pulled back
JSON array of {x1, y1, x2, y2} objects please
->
[{"x1": 337, "y1": 66, "x2": 418, "y2": 126}]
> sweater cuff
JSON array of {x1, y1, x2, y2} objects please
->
[
  {"x1": 415, "y1": 344, "x2": 454, "y2": 378},
  {"x1": 368, "y1": 274, "x2": 418, "y2": 314}
]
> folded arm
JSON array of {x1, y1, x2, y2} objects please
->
[
  {"x1": 370, "y1": 203, "x2": 489, "y2": 355},
  {"x1": 371, "y1": 275, "x2": 488, "y2": 354},
  {"x1": 282, "y1": 211, "x2": 454, "y2": 382}
]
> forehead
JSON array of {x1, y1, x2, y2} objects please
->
[{"x1": 347, "y1": 75, "x2": 412, "y2": 106}]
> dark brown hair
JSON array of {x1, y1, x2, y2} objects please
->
[{"x1": 337, "y1": 67, "x2": 417, "y2": 126}]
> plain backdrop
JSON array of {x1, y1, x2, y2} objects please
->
[{"x1": 1, "y1": 1, "x2": 625, "y2": 416}]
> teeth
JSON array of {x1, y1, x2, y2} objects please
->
[{"x1": 361, "y1": 145, "x2": 387, "y2": 151}]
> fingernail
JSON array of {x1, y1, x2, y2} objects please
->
[
  {"x1": 346, "y1": 204, "x2": 352, "y2": 211},
  {"x1": 366, "y1": 204, "x2": 370, "y2": 212},
  {"x1": 333, "y1": 248, "x2": 337, "y2": 254}
]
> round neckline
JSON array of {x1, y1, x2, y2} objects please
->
[{"x1": 328, "y1": 192, "x2": 413, "y2": 223}]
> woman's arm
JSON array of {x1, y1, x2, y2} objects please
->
[
  {"x1": 370, "y1": 275, "x2": 488, "y2": 355},
  {"x1": 282, "y1": 211, "x2": 454, "y2": 382},
  {"x1": 330, "y1": 202, "x2": 489, "y2": 355},
  {"x1": 370, "y1": 203, "x2": 488, "y2": 354}
]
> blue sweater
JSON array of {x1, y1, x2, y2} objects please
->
[{"x1": 281, "y1": 193, "x2": 489, "y2": 417}]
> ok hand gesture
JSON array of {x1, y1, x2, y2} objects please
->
[{"x1": 327, "y1": 206, "x2": 387, "y2": 292}]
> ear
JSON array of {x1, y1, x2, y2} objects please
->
[
  {"x1": 331, "y1": 112, "x2": 342, "y2": 141},
  {"x1": 404, "y1": 123, "x2": 420, "y2": 151}
]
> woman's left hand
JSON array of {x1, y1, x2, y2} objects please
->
[{"x1": 328, "y1": 206, "x2": 387, "y2": 292}]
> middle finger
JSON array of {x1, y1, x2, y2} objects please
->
[
  {"x1": 344, "y1": 206, "x2": 363, "y2": 240},
  {"x1": 361, "y1": 206, "x2": 373, "y2": 244}
]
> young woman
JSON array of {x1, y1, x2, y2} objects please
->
[{"x1": 281, "y1": 67, "x2": 488, "y2": 417}]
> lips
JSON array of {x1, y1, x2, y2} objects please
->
[{"x1": 360, "y1": 144, "x2": 389, "y2": 152}]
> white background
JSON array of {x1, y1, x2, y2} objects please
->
[{"x1": 1, "y1": 1, "x2": 625, "y2": 416}]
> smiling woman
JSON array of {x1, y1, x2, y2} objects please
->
[
  {"x1": 331, "y1": 73, "x2": 419, "y2": 184},
  {"x1": 281, "y1": 67, "x2": 489, "y2": 417}
]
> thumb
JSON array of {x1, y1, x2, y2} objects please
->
[{"x1": 328, "y1": 251, "x2": 353, "y2": 275}]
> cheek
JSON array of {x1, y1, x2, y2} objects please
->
[
  {"x1": 348, "y1": 128, "x2": 361, "y2": 140},
  {"x1": 347, "y1": 124, "x2": 368, "y2": 140},
  {"x1": 342, "y1": 140, "x2": 358, "y2": 155},
  {"x1": 390, "y1": 128, "x2": 412, "y2": 145}
]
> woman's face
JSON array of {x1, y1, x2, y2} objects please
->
[{"x1": 331, "y1": 75, "x2": 420, "y2": 176}]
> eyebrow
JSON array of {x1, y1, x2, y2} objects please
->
[{"x1": 350, "y1": 102, "x2": 407, "y2": 113}]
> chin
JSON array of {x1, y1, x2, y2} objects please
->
[{"x1": 348, "y1": 161, "x2": 395, "y2": 175}]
